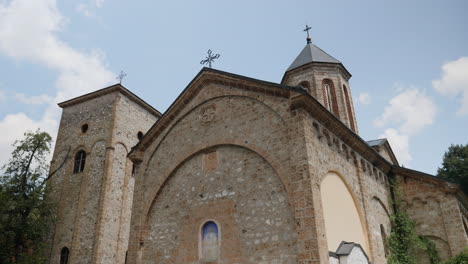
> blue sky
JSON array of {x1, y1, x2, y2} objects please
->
[{"x1": 0, "y1": 0, "x2": 467, "y2": 174}]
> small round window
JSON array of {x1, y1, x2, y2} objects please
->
[
  {"x1": 81, "y1": 124, "x2": 89, "y2": 133},
  {"x1": 137, "y1": 131, "x2": 144, "y2": 141}
]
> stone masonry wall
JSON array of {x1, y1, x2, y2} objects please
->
[
  {"x1": 49, "y1": 93, "x2": 116, "y2": 264},
  {"x1": 127, "y1": 81, "x2": 303, "y2": 263},
  {"x1": 144, "y1": 145, "x2": 297, "y2": 263},
  {"x1": 399, "y1": 175, "x2": 468, "y2": 261},
  {"x1": 301, "y1": 110, "x2": 392, "y2": 263},
  {"x1": 127, "y1": 74, "x2": 392, "y2": 264},
  {"x1": 48, "y1": 90, "x2": 158, "y2": 264}
]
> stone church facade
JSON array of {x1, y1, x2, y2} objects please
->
[{"x1": 47, "y1": 40, "x2": 468, "y2": 264}]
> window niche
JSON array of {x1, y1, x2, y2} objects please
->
[
  {"x1": 73, "y1": 150, "x2": 86, "y2": 174},
  {"x1": 137, "y1": 131, "x2": 144, "y2": 141},
  {"x1": 81, "y1": 123, "x2": 89, "y2": 133},
  {"x1": 200, "y1": 221, "x2": 220, "y2": 262},
  {"x1": 60, "y1": 247, "x2": 69, "y2": 264}
]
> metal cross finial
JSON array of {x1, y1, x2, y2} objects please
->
[
  {"x1": 116, "y1": 70, "x2": 127, "y2": 84},
  {"x1": 200, "y1": 49, "x2": 220, "y2": 68},
  {"x1": 303, "y1": 24, "x2": 312, "y2": 44}
]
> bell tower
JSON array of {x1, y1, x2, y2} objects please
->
[{"x1": 282, "y1": 30, "x2": 358, "y2": 133}]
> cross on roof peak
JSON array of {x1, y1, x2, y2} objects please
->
[
  {"x1": 116, "y1": 70, "x2": 127, "y2": 84},
  {"x1": 303, "y1": 25, "x2": 312, "y2": 44}
]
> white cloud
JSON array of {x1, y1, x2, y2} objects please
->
[
  {"x1": 358, "y1": 93, "x2": 371, "y2": 105},
  {"x1": 375, "y1": 87, "x2": 437, "y2": 165},
  {"x1": 380, "y1": 128, "x2": 411, "y2": 165},
  {"x1": 76, "y1": 3, "x2": 92, "y2": 17},
  {"x1": 433, "y1": 57, "x2": 468, "y2": 115},
  {"x1": 76, "y1": 0, "x2": 105, "y2": 18},
  {"x1": 375, "y1": 88, "x2": 436, "y2": 135},
  {"x1": 0, "y1": 0, "x2": 114, "y2": 167}
]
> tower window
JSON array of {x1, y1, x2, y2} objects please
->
[
  {"x1": 81, "y1": 124, "x2": 89, "y2": 133},
  {"x1": 322, "y1": 79, "x2": 340, "y2": 117},
  {"x1": 343, "y1": 85, "x2": 356, "y2": 132},
  {"x1": 200, "y1": 221, "x2": 219, "y2": 261},
  {"x1": 60, "y1": 247, "x2": 69, "y2": 264},
  {"x1": 73, "y1": 150, "x2": 86, "y2": 174},
  {"x1": 324, "y1": 83, "x2": 333, "y2": 109},
  {"x1": 137, "y1": 131, "x2": 144, "y2": 141}
]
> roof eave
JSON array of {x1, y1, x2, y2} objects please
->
[
  {"x1": 281, "y1": 61, "x2": 352, "y2": 84},
  {"x1": 57, "y1": 83, "x2": 162, "y2": 117}
]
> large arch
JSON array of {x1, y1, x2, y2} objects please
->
[
  {"x1": 143, "y1": 94, "x2": 287, "y2": 174},
  {"x1": 141, "y1": 144, "x2": 298, "y2": 263},
  {"x1": 320, "y1": 172, "x2": 369, "y2": 254}
]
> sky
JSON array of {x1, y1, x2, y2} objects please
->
[{"x1": 0, "y1": 0, "x2": 467, "y2": 175}]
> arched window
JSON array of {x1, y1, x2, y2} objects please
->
[
  {"x1": 60, "y1": 247, "x2": 69, "y2": 264},
  {"x1": 380, "y1": 224, "x2": 389, "y2": 257},
  {"x1": 343, "y1": 85, "x2": 356, "y2": 132},
  {"x1": 137, "y1": 131, "x2": 144, "y2": 141},
  {"x1": 73, "y1": 150, "x2": 86, "y2": 174},
  {"x1": 200, "y1": 221, "x2": 219, "y2": 261},
  {"x1": 131, "y1": 163, "x2": 136, "y2": 177},
  {"x1": 322, "y1": 79, "x2": 340, "y2": 117}
]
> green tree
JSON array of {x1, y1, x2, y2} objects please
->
[
  {"x1": 437, "y1": 144, "x2": 468, "y2": 195},
  {"x1": 0, "y1": 130, "x2": 55, "y2": 264},
  {"x1": 441, "y1": 248, "x2": 468, "y2": 264}
]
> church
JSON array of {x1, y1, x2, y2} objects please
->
[{"x1": 46, "y1": 34, "x2": 468, "y2": 264}]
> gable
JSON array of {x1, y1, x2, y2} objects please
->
[{"x1": 129, "y1": 67, "x2": 304, "y2": 159}]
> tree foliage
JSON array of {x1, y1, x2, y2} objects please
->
[
  {"x1": 441, "y1": 248, "x2": 468, "y2": 264},
  {"x1": 437, "y1": 143, "x2": 468, "y2": 195},
  {"x1": 0, "y1": 130, "x2": 55, "y2": 263}
]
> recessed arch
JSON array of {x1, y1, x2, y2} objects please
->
[
  {"x1": 322, "y1": 79, "x2": 340, "y2": 117},
  {"x1": 320, "y1": 171, "x2": 369, "y2": 254},
  {"x1": 141, "y1": 144, "x2": 296, "y2": 262},
  {"x1": 143, "y1": 94, "x2": 287, "y2": 174},
  {"x1": 371, "y1": 196, "x2": 391, "y2": 218},
  {"x1": 143, "y1": 143, "x2": 292, "y2": 228}
]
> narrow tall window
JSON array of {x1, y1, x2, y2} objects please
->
[
  {"x1": 322, "y1": 79, "x2": 340, "y2": 117},
  {"x1": 131, "y1": 163, "x2": 136, "y2": 177},
  {"x1": 60, "y1": 247, "x2": 69, "y2": 264},
  {"x1": 343, "y1": 85, "x2": 356, "y2": 132},
  {"x1": 324, "y1": 83, "x2": 333, "y2": 110},
  {"x1": 73, "y1": 150, "x2": 86, "y2": 174},
  {"x1": 380, "y1": 225, "x2": 389, "y2": 257},
  {"x1": 200, "y1": 221, "x2": 219, "y2": 261}
]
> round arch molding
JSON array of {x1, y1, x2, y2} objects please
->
[{"x1": 140, "y1": 144, "x2": 298, "y2": 263}]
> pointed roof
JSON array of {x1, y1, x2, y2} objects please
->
[
  {"x1": 58, "y1": 83, "x2": 162, "y2": 117},
  {"x1": 286, "y1": 43, "x2": 341, "y2": 72}
]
